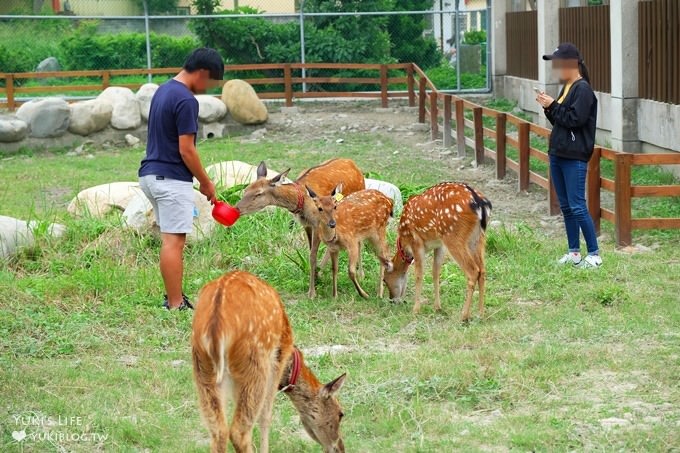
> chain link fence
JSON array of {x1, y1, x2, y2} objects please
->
[{"x1": 0, "y1": 0, "x2": 490, "y2": 101}]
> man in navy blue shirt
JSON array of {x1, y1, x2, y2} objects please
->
[{"x1": 139, "y1": 48, "x2": 223, "y2": 310}]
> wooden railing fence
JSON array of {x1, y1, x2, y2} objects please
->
[{"x1": 1, "y1": 62, "x2": 679, "y2": 246}]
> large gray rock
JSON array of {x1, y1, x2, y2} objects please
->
[
  {"x1": 196, "y1": 95, "x2": 227, "y2": 122},
  {"x1": 68, "y1": 99, "x2": 113, "y2": 136},
  {"x1": 0, "y1": 215, "x2": 66, "y2": 259},
  {"x1": 67, "y1": 182, "x2": 145, "y2": 218},
  {"x1": 0, "y1": 118, "x2": 28, "y2": 142},
  {"x1": 98, "y1": 87, "x2": 141, "y2": 130},
  {"x1": 36, "y1": 57, "x2": 60, "y2": 73},
  {"x1": 16, "y1": 98, "x2": 71, "y2": 138},
  {"x1": 365, "y1": 178, "x2": 403, "y2": 213},
  {"x1": 203, "y1": 160, "x2": 283, "y2": 188},
  {"x1": 136, "y1": 83, "x2": 158, "y2": 122},
  {"x1": 221, "y1": 80, "x2": 268, "y2": 125}
]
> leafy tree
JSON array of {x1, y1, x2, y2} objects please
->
[{"x1": 386, "y1": 0, "x2": 440, "y2": 69}]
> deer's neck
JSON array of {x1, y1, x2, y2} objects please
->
[
  {"x1": 274, "y1": 184, "x2": 307, "y2": 214},
  {"x1": 283, "y1": 361, "x2": 322, "y2": 408}
]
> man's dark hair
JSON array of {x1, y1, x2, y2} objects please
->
[{"x1": 183, "y1": 48, "x2": 224, "y2": 80}]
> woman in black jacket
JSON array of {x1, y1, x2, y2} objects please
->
[{"x1": 536, "y1": 43, "x2": 602, "y2": 268}]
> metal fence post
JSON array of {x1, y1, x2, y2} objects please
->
[
  {"x1": 143, "y1": 0, "x2": 152, "y2": 82},
  {"x1": 299, "y1": 0, "x2": 307, "y2": 93}
]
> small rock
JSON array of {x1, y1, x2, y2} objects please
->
[
  {"x1": 409, "y1": 122, "x2": 430, "y2": 132},
  {"x1": 118, "y1": 355, "x2": 138, "y2": 367},
  {"x1": 171, "y1": 360, "x2": 186, "y2": 368},
  {"x1": 599, "y1": 417, "x2": 630, "y2": 428},
  {"x1": 280, "y1": 106, "x2": 299, "y2": 114},
  {"x1": 370, "y1": 125, "x2": 380, "y2": 133},
  {"x1": 440, "y1": 151, "x2": 452, "y2": 156},
  {"x1": 125, "y1": 134, "x2": 141, "y2": 147},
  {"x1": 337, "y1": 114, "x2": 348, "y2": 118},
  {"x1": 392, "y1": 150, "x2": 399, "y2": 155},
  {"x1": 490, "y1": 220, "x2": 502, "y2": 228},
  {"x1": 85, "y1": 154, "x2": 95, "y2": 159},
  {"x1": 340, "y1": 126, "x2": 347, "y2": 132},
  {"x1": 458, "y1": 165, "x2": 466, "y2": 170},
  {"x1": 250, "y1": 128, "x2": 267, "y2": 139},
  {"x1": 336, "y1": 139, "x2": 344, "y2": 144}
]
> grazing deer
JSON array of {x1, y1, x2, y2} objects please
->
[
  {"x1": 306, "y1": 184, "x2": 393, "y2": 299},
  {"x1": 236, "y1": 159, "x2": 365, "y2": 298},
  {"x1": 192, "y1": 271, "x2": 347, "y2": 453},
  {"x1": 383, "y1": 183, "x2": 491, "y2": 321}
]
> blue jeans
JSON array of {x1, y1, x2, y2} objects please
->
[{"x1": 549, "y1": 154, "x2": 600, "y2": 255}]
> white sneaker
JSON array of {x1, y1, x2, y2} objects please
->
[
  {"x1": 558, "y1": 252, "x2": 582, "y2": 265},
  {"x1": 580, "y1": 254, "x2": 602, "y2": 268}
]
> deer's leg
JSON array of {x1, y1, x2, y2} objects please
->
[
  {"x1": 331, "y1": 250, "x2": 339, "y2": 298},
  {"x1": 432, "y1": 246, "x2": 446, "y2": 311},
  {"x1": 308, "y1": 231, "x2": 320, "y2": 298},
  {"x1": 348, "y1": 242, "x2": 369, "y2": 299},
  {"x1": 368, "y1": 231, "x2": 390, "y2": 298},
  {"x1": 258, "y1": 362, "x2": 282, "y2": 453},
  {"x1": 444, "y1": 237, "x2": 478, "y2": 322},
  {"x1": 357, "y1": 242, "x2": 364, "y2": 280},
  {"x1": 229, "y1": 368, "x2": 268, "y2": 453},
  {"x1": 193, "y1": 353, "x2": 229, "y2": 453},
  {"x1": 474, "y1": 235, "x2": 487, "y2": 318},
  {"x1": 412, "y1": 247, "x2": 427, "y2": 314},
  {"x1": 306, "y1": 226, "x2": 324, "y2": 278}
]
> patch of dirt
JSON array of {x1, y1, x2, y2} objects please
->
[{"x1": 263, "y1": 101, "x2": 555, "y2": 231}]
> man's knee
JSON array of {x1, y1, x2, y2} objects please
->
[{"x1": 161, "y1": 233, "x2": 187, "y2": 249}]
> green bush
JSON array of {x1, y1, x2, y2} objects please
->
[
  {"x1": 59, "y1": 22, "x2": 198, "y2": 70},
  {"x1": 425, "y1": 63, "x2": 487, "y2": 90},
  {"x1": 462, "y1": 30, "x2": 487, "y2": 45},
  {"x1": 0, "y1": 44, "x2": 33, "y2": 74}
]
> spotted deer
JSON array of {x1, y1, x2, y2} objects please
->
[
  {"x1": 236, "y1": 159, "x2": 365, "y2": 297},
  {"x1": 383, "y1": 182, "x2": 491, "y2": 321},
  {"x1": 306, "y1": 184, "x2": 393, "y2": 299},
  {"x1": 192, "y1": 271, "x2": 347, "y2": 453}
]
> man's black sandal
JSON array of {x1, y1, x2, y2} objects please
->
[{"x1": 162, "y1": 294, "x2": 194, "y2": 310}]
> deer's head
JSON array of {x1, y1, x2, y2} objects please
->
[
  {"x1": 383, "y1": 252, "x2": 410, "y2": 300},
  {"x1": 236, "y1": 161, "x2": 291, "y2": 215},
  {"x1": 297, "y1": 373, "x2": 347, "y2": 453},
  {"x1": 305, "y1": 183, "x2": 342, "y2": 242}
]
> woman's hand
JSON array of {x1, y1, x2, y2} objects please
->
[{"x1": 536, "y1": 92, "x2": 555, "y2": 109}]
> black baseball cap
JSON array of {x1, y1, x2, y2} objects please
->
[{"x1": 542, "y1": 42, "x2": 582, "y2": 61}]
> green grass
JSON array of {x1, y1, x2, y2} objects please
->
[{"x1": 1, "y1": 130, "x2": 680, "y2": 452}]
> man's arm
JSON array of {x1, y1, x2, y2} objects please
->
[{"x1": 179, "y1": 134, "x2": 215, "y2": 202}]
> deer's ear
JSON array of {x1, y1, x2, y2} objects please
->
[
  {"x1": 380, "y1": 257, "x2": 394, "y2": 272},
  {"x1": 332, "y1": 183, "x2": 344, "y2": 197},
  {"x1": 270, "y1": 168, "x2": 290, "y2": 186},
  {"x1": 321, "y1": 373, "x2": 347, "y2": 398},
  {"x1": 305, "y1": 185, "x2": 317, "y2": 199},
  {"x1": 256, "y1": 161, "x2": 268, "y2": 179}
]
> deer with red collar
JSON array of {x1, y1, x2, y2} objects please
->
[
  {"x1": 236, "y1": 159, "x2": 365, "y2": 297},
  {"x1": 305, "y1": 183, "x2": 393, "y2": 298},
  {"x1": 383, "y1": 182, "x2": 491, "y2": 321},
  {"x1": 192, "y1": 271, "x2": 347, "y2": 453}
]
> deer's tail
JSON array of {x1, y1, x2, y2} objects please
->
[{"x1": 464, "y1": 184, "x2": 492, "y2": 231}]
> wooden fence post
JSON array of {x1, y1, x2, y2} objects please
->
[
  {"x1": 517, "y1": 122, "x2": 530, "y2": 191},
  {"x1": 6, "y1": 74, "x2": 15, "y2": 111},
  {"x1": 406, "y1": 64, "x2": 415, "y2": 107},
  {"x1": 429, "y1": 92, "x2": 438, "y2": 140},
  {"x1": 614, "y1": 152, "x2": 633, "y2": 246},
  {"x1": 443, "y1": 95, "x2": 452, "y2": 148},
  {"x1": 473, "y1": 107, "x2": 484, "y2": 165},
  {"x1": 495, "y1": 113, "x2": 506, "y2": 179},
  {"x1": 283, "y1": 64, "x2": 293, "y2": 107},
  {"x1": 455, "y1": 100, "x2": 466, "y2": 158},
  {"x1": 587, "y1": 146, "x2": 602, "y2": 232},
  {"x1": 102, "y1": 71, "x2": 110, "y2": 90},
  {"x1": 418, "y1": 77, "x2": 426, "y2": 123},
  {"x1": 380, "y1": 64, "x2": 388, "y2": 108}
]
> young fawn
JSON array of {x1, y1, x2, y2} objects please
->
[
  {"x1": 236, "y1": 159, "x2": 365, "y2": 298},
  {"x1": 192, "y1": 271, "x2": 347, "y2": 453},
  {"x1": 383, "y1": 182, "x2": 492, "y2": 321},
  {"x1": 306, "y1": 184, "x2": 393, "y2": 299}
]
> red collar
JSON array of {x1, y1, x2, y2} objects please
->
[
  {"x1": 279, "y1": 348, "x2": 301, "y2": 392},
  {"x1": 397, "y1": 237, "x2": 414, "y2": 265},
  {"x1": 290, "y1": 183, "x2": 305, "y2": 215}
]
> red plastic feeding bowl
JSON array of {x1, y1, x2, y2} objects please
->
[{"x1": 212, "y1": 201, "x2": 240, "y2": 227}]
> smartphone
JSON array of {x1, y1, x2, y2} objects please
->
[{"x1": 533, "y1": 86, "x2": 543, "y2": 94}]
